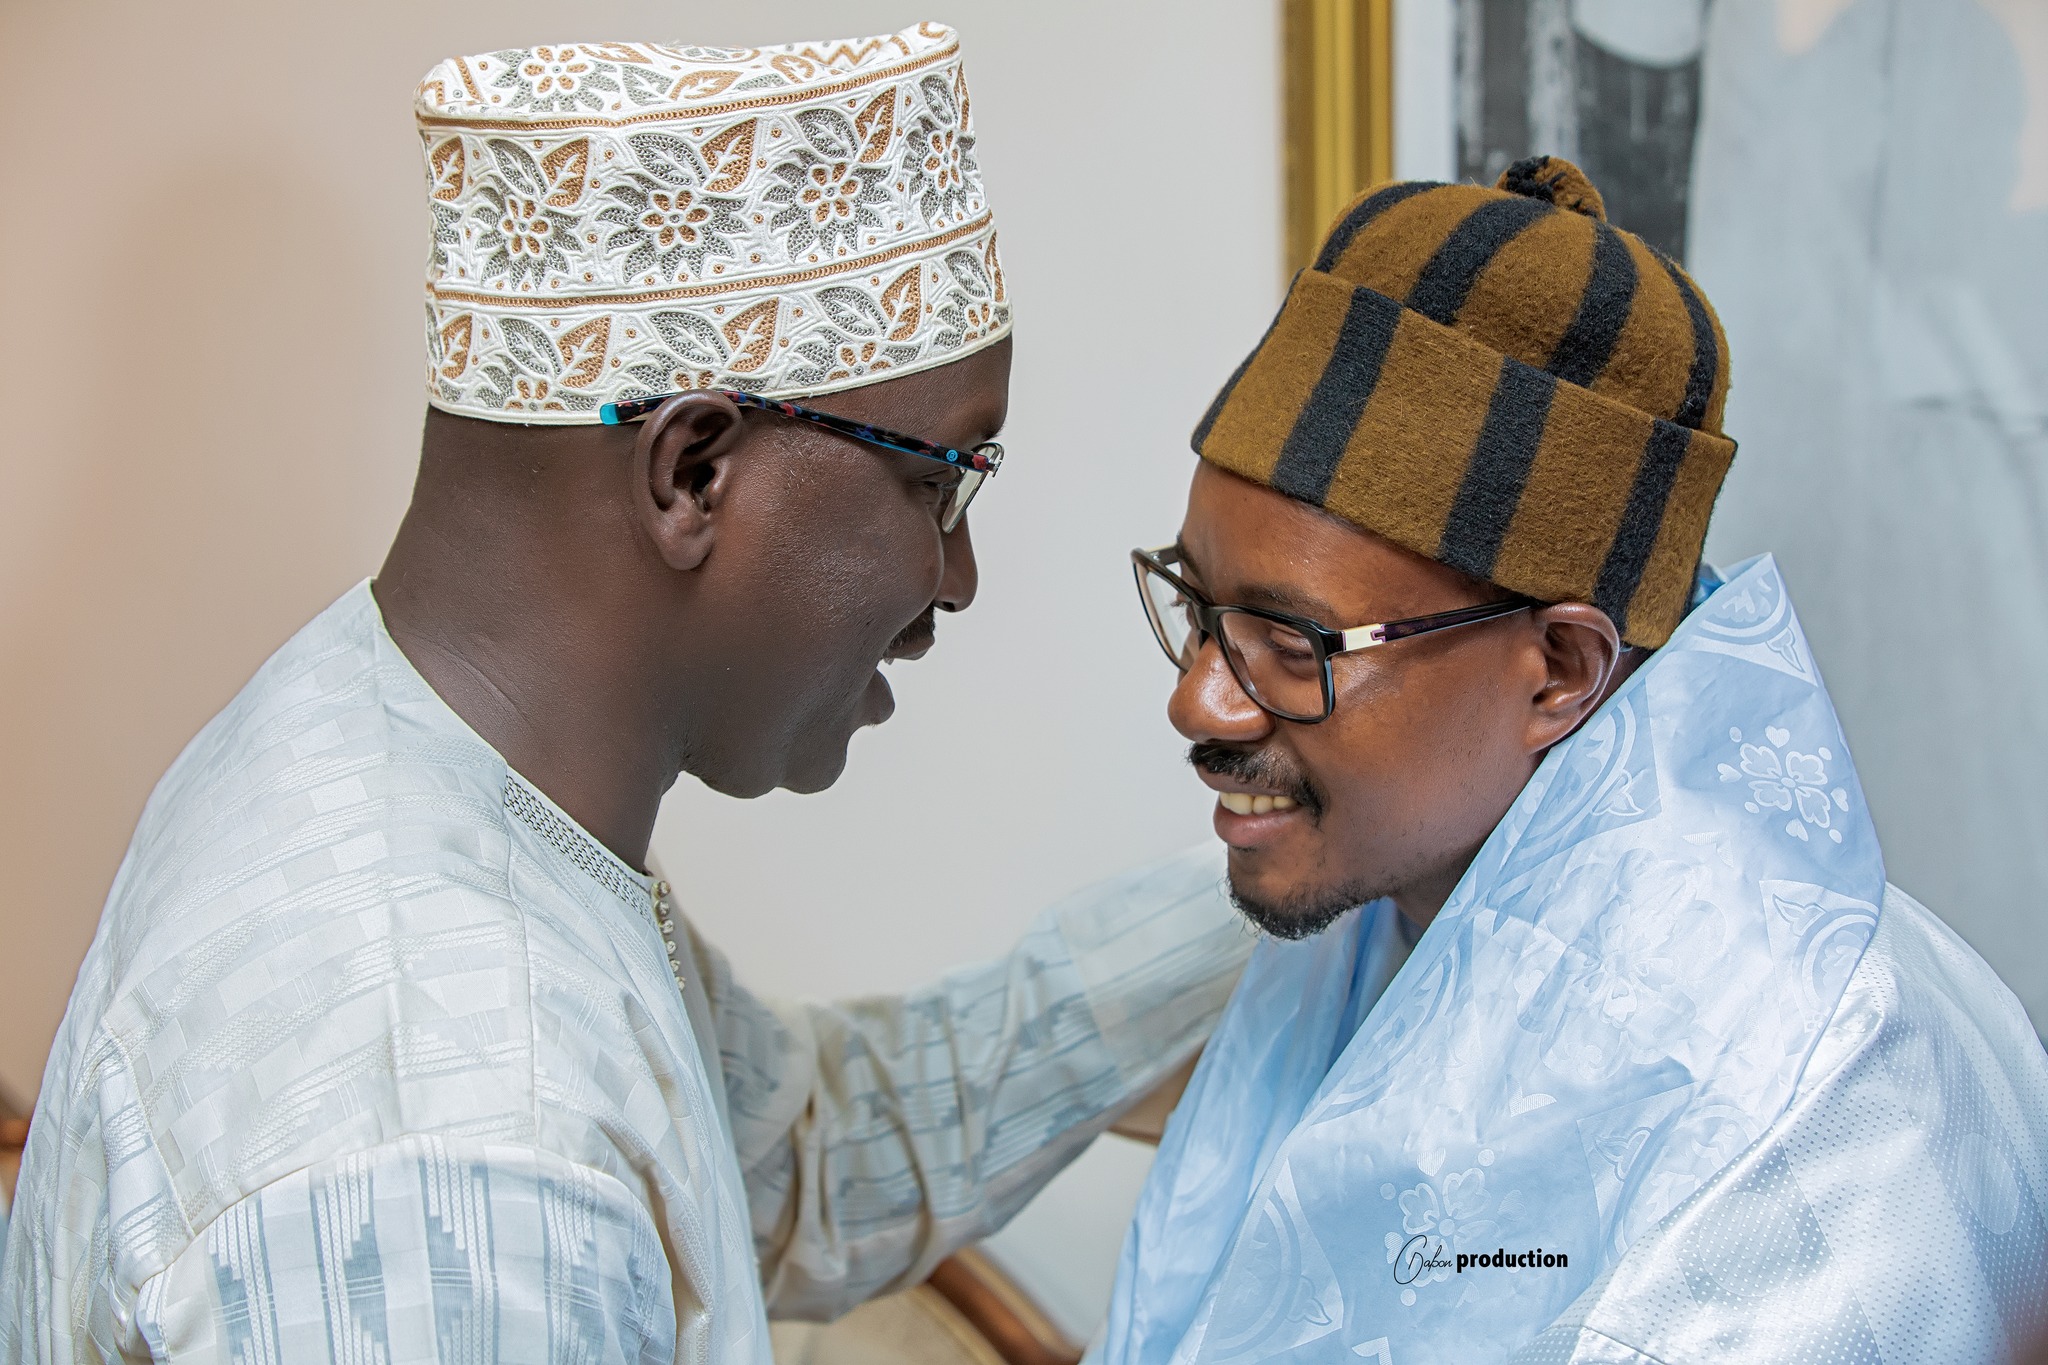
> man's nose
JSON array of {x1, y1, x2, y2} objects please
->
[
  {"x1": 936, "y1": 514, "x2": 978, "y2": 612},
  {"x1": 1167, "y1": 635, "x2": 1275, "y2": 743}
]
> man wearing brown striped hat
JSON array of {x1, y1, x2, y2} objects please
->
[{"x1": 1095, "y1": 158, "x2": 2048, "y2": 1364}]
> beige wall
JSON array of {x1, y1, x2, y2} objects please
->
[{"x1": 1, "y1": 0, "x2": 431, "y2": 1099}]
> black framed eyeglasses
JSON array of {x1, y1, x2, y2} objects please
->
[
  {"x1": 1132, "y1": 544, "x2": 1538, "y2": 723},
  {"x1": 601, "y1": 390, "x2": 1002, "y2": 534}
]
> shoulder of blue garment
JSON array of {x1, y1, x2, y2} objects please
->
[{"x1": 1517, "y1": 882, "x2": 2048, "y2": 1364}]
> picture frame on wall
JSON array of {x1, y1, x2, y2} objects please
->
[
  {"x1": 1283, "y1": 0, "x2": 1706, "y2": 266},
  {"x1": 1283, "y1": 0, "x2": 1396, "y2": 271}
]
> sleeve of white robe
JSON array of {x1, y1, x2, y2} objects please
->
[
  {"x1": 681, "y1": 844, "x2": 1250, "y2": 1320},
  {"x1": 137, "y1": 1136, "x2": 677, "y2": 1365}
]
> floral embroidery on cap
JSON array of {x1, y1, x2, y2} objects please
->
[{"x1": 416, "y1": 23, "x2": 1010, "y2": 421}]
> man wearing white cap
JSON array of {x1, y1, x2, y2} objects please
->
[{"x1": 0, "y1": 26, "x2": 1247, "y2": 1364}]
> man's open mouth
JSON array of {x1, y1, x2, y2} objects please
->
[
  {"x1": 1189, "y1": 740, "x2": 1323, "y2": 820},
  {"x1": 884, "y1": 605, "x2": 938, "y2": 663},
  {"x1": 1216, "y1": 790, "x2": 1299, "y2": 816}
]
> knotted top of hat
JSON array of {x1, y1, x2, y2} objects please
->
[
  {"x1": 416, "y1": 22, "x2": 1008, "y2": 422},
  {"x1": 1193, "y1": 156, "x2": 1734, "y2": 647}
]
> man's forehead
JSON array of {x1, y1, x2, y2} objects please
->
[{"x1": 1178, "y1": 464, "x2": 1476, "y2": 617}]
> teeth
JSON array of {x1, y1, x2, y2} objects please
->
[{"x1": 1219, "y1": 792, "x2": 1296, "y2": 816}]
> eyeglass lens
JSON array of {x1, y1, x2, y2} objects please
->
[
  {"x1": 1138, "y1": 563, "x2": 1202, "y2": 668},
  {"x1": 1138, "y1": 561, "x2": 1329, "y2": 721},
  {"x1": 939, "y1": 468, "x2": 985, "y2": 534}
]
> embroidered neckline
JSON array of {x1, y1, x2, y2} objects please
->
[{"x1": 502, "y1": 774, "x2": 685, "y2": 991}]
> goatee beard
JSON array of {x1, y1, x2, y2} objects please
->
[{"x1": 1225, "y1": 876, "x2": 1376, "y2": 940}]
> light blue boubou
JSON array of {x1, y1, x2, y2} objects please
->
[{"x1": 1096, "y1": 555, "x2": 1887, "y2": 1364}]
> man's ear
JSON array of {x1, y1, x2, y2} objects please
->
[
  {"x1": 1523, "y1": 602, "x2": 1625, "y2": 753},
  {"x1": 635, "y1": 392, "x2": 748, "y2": 572}
]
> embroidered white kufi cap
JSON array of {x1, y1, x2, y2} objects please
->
[{"x1": 416, "y1": 22, "x2": 1009, "y2": 423}]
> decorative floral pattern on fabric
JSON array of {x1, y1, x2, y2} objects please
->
[{"x1": 414, "y1": 24, "x2": 1009, "y2": 420}]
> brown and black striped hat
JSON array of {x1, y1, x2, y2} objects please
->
[{"x1": 1193, "y1": 156, "x2": 1734, "y2": 647}]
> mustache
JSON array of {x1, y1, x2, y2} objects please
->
[
  {"x1": 885, "y1": 604, "x2": 938, "y2": 659},
  {"x1": 1188, "y1": 741, "x2": 1325, "y2": 821}
]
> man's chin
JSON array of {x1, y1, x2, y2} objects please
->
[
  {"x1": 769, "y1": 680, "x2": 890, "y2": 796},
  {"x1": 1225, "y1": 856, "x2": 1378, "y2": 941},
  {"x1": 693, "y1": 733, "x2": 849, "y2": 800},
  {"x1": 779, "y1": 753, "x2": 850, "y2": 795},
  {"x1": 772, "y1": 728, "x2": 857, "y2": 795}
]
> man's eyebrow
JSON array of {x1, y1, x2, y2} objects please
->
[
  {"x1": 1236, "y1": 582, "x2": 1342, "y2": 622},
  {"x1": 1173, "y1": 540, "x2": 1343, "y2": 623},
  {"x1": 964, "y1": 403, "x2": 1005, "y2": 445}
]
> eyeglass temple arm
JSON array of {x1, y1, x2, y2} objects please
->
[
  {"x1": 602, "y1": 393, "x2": 1001, "y2": 474},
  {"x1": 599, "y1": 391, "x2": 780, "y2": 426},
  {"x1": 600, "y1": 397, "x2": 664, "y2": 424},
  {"x1": 1339, "y1": 598, "x2": 1536, "y2": 653}
]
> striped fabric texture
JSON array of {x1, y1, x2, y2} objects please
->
[{"x1": 1195, "y1": 157, "x2": 1735, "y2": 647}]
